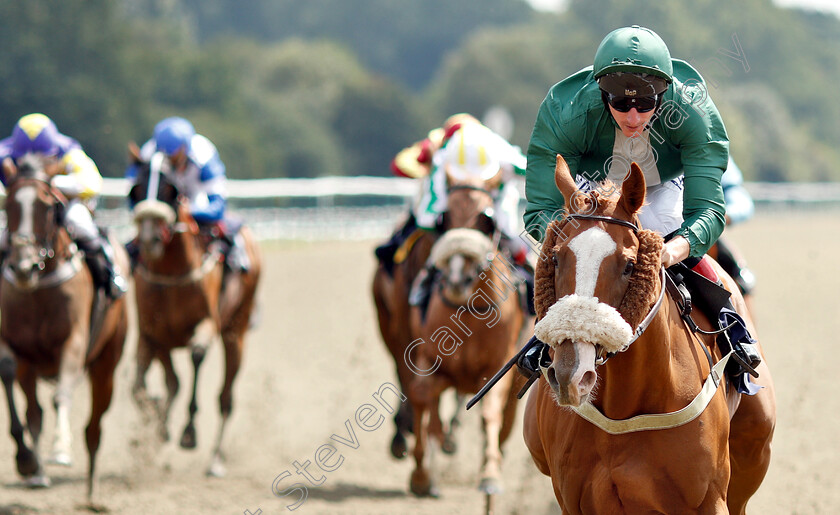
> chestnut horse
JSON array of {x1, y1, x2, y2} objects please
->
[
  {"x1": 128, "y1": 148, "x2": 261, "y2": 477},
  {"x1": 406, "y1": 223, "x2": 530, "y2": 512},
  {"x1": 371, "y1": 172, "x2": 500, "y2": 460},
  {"x1": 523, "y1": 156, "x2": 776, "y2": 514},
  {"x1": 372, "y1": 218, "x2": 434, "y2": 459},
  {"x1": 0, "y1": 156, "x2": 128, "y2": 499}
]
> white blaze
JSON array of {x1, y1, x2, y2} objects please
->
[
  {"x1": 15, "y1": 185, "x2": 37, "y2": 237},
  {"x1": 568, "y1": 227, "x2": 616, "y2": 297}
]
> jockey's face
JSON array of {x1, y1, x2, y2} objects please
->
[
  {"x1": 167, "y1": 147, "x2": 188, "y2": 173},
  {"x1": 608, "y1": 104, "x2": 657, "y2": 138}
]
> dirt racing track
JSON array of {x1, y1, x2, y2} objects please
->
[{"x1": 1, "y1": 209, "x2": 838, "y2": 514}]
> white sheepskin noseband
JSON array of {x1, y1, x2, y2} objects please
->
[
  {"x1": 133, "y1": 199, "x2": 176, "y2": 224},
  {"x1": 429, "y1": 228, "x2": 493, "y2": 269},
  {"x1": 534, "y1": 294, "x2": 632, "y2": 353}
]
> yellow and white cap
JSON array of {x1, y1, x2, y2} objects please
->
[{"x1": 437, "y1": 124, "x2": 502, "y2": 181}]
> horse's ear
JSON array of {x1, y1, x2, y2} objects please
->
[
  {"x1": 2, "y1": 157, "x2": 17, "y2": 184},
  {"x1": 554, "y1": 154, "x2": 577, "y2": 211},
  {"x1": 619, "y1": 162, "x2": 646, "y2": 215},
  {"x1": 483, "y1": 167, "x2": 503, "y2": 192},
  {"x1": 128, "y1": 142, "x2": 142, "y2": 164},
  {"x1": 444, "y1": 164, "x2": 456, "y2": 188}
]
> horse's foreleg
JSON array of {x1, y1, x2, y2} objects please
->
[
  {"x1": 157, "y1": 352, "x2": 179, "y2": 442},
  {"x1": 49, "y1": 331, "x2": 86, "y2": 467},
  {"x1": 479, "y1": 372, "x2": 513, "y2": 497},
  {"x1": 727, "y1": 359, "x2": 776, "y2": 515},
  {"x1": 85, "y1": 335, "x2": 121, "y2": 501},
  {"x1": 180, "y1": 318, "x2": 216, "y2": 450},
  {"x1": 18, "y1": 362, "x2": 43, "y2": 449},
  {"x1": 409, "y1": 403, "x2": 438, "y2": 497},
  {"x1": 523, "y1": 380, "x2": 551, "y2": 477},
  {"x1": 0, "y1": 347, "x2": 46, "y2": 485},
  {"x1": 442, "y1": 392, "x2": 465, "y2": 455},
  {"x1": 132, "y1": 333, "x2": 155, "y2": 411},
  {"x1": 498, "y1": 372, "x2": 525, "y2": 447},
  {"x1": 207, "y1": 331, "x2": 244, "y2": 478},
  {"x1": 408, "y1": 375, "x2": 439, "y2": 498}
]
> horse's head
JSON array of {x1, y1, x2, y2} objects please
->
[
  {"x1": 534, "y1": 155, "x2": 663, "y2": 406},
  {"x1": 127, "y1": 143, "x2": 184, "y2": 261},
  {"x1": 438, "y1": 166, "x2": 500, "y2": 237},
  {"x1": 2, "y1": 155, "x2": 67, "y2": 284},
  {"x1": 428, "y1": 228, "x2": 494, "y2": 305}
]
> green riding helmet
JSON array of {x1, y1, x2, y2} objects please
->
[{"x1": 594, "y1": 25, "x2": 673, "y2": 97}]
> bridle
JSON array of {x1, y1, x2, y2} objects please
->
[
  {"x1": 555, "y1": 212, "x2": 666, "y2": 366},
  {"x1": 8, "y1": 176, "x2": 68, "y2": 266},
  {"x1": 3, "y1": 175, "x2": 80, "y2": 290}
]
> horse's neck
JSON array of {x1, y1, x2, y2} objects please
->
[
  {"x1": 476, "y1": 257, "x2": 520, "y2": 305},
  {"x1": 159, "y1": 229, "x2": 205, "y2": 273}
]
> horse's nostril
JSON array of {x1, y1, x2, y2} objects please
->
[
  {"x1": 545, "y1": 365, "x2": 559, "y2": 390},
  {"x1": 580, "y1": 370, "x2": 596, "y2": 392}
]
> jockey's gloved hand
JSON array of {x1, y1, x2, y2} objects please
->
[{"x1": 516, "y1": 336, "x2": 550, "y2": 378}]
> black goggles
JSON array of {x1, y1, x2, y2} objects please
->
[{"x1": 605, "y1": 92, "x2": 659, "y2": 113}]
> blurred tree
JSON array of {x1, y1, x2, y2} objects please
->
[
  {"x1": 333, "y1": 78, "x2": 431, "y2": 176},
  {"x1": 0, "y1": 0, "x2": 148, "y2": 177},
  {"x1": 154, "y1": 0, "x2": 536, "y2": 89},
  {"x1": 3, "y1": 0, "x2": 839, "y2": 182},
  {"x1": 426, "y1": 19, "x2": 598, "y2": 149}
]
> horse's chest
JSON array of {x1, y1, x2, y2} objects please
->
[
  {"x1": 137, "y1": 288, "x2": 212, "y2": 341},
  {"x1": 551, "y1": 422, "x2": 727, "y2": 513}
]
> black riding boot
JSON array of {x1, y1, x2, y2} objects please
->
[
  {"x1": 408, "y1": 263, "x2": 438, "y2": 321},
  {"x1": 78, "y1": 237, "x2": 128, "y2": 300},
  {"x1": 669, "y1": 260, "x2": 761, "y2": 379},
  {"x1": 375, "y1": 213, "x2": 417, "y2": 276},
  {"x1": 715, "y1": 238, "x2": 756, "y2": 296},
  {"x1": 222, "y1": 232, "x2": 250, "y2": 273}
]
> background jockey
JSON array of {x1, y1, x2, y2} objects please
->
[
  {"x1": 375, "y1": 113, "x2": 481, "y2": 274},
  {"x1": 414, "y1": 123, "x2": 527, "y2": 255},
  {"x1": 0, "y1": 113, "x2": 127, "y2": 299},
  {"x1": 408, "y1": 122, "x2": 535, "y2": 315},
  {"x1": 718, "y1": 157, "x2": 757, "y2": 296},
  {"x1": 126, "y1": 117, "x2": 249, "y2": 272},
  {"x1": 389, "y1": 113, "x2": 481, "y2": 180}
]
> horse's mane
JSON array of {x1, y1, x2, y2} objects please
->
[{"x1": 534, "y1": 186, "x2": 663, "y2": 330}]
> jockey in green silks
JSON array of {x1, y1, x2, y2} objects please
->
[{"x1": 519, "y1": 25, "x2": 761, "y2": 385}]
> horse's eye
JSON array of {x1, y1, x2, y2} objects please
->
[
  {"x1": 623, "y1": 261, "x2": 635, "y2": 276},
  {"x1": 552, "y1": 254, "x2": 559, "y2": 268}
]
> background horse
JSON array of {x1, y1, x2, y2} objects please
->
[
  {"x1": 523, "y1": 156, "x2": 776, "y2": 514},
  {"x1": 406, "y1": 224, "x2": 530, "y2": 513},
  {"x1": 371, "y1": 170, "x2": 501, "y2": 460},
  {"x1": 128, "y1": 146, "x2": 261, "y2": 477},
  {"x1": 0, "y1": 156, "x2": 128, "y2": 500}
]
